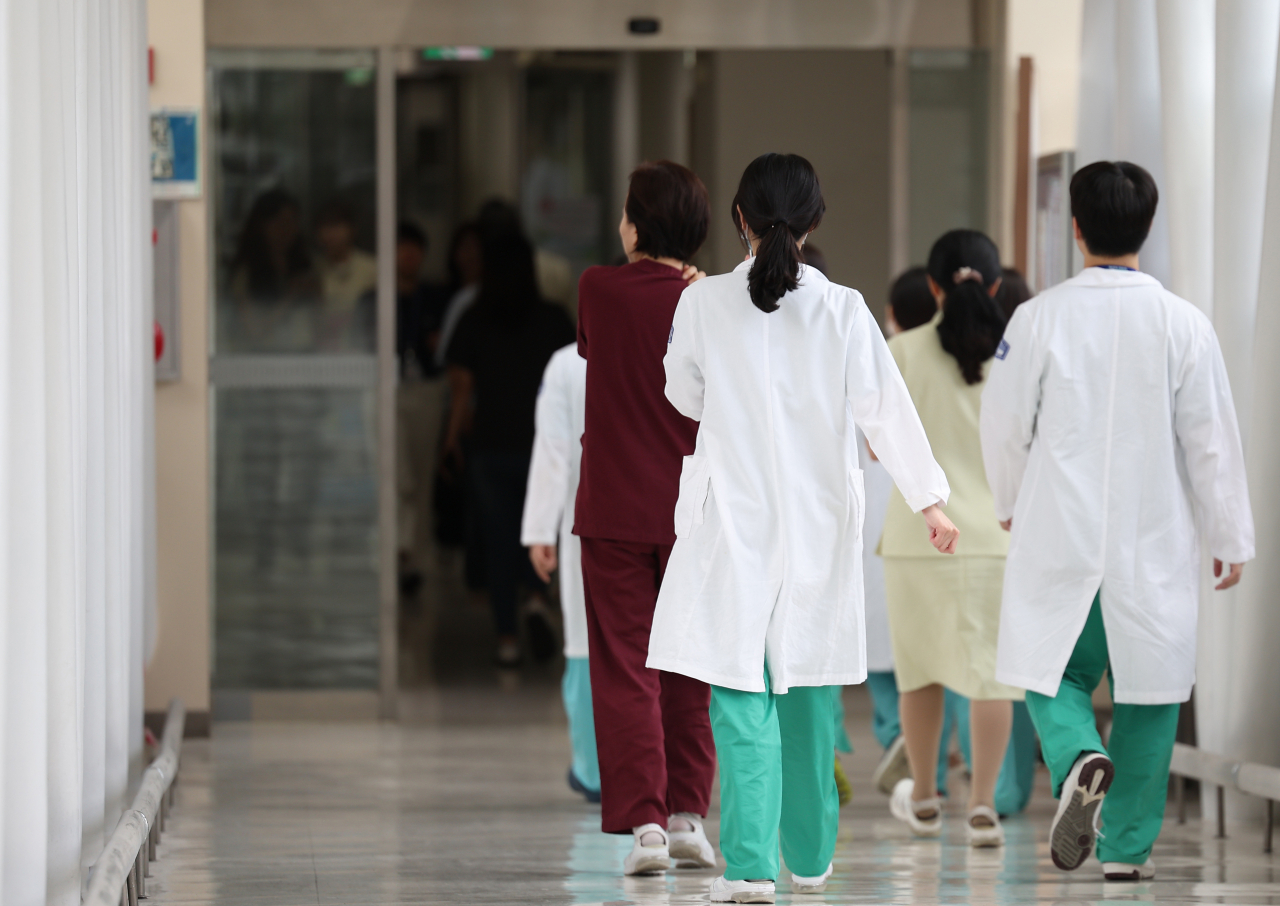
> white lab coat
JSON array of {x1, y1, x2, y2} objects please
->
[
  {"x1": 646, "y1": 261, "x2": 950, "y2": 694},
  {"x1": 520, "y1": 344, "x2": 589, "y2": 658},
  {"x1": 858, "y1": 431, "x2": 895, "y2": 673},
  {"x1": 981, "y1": 267, "x2": 1255, "y2": 704}
]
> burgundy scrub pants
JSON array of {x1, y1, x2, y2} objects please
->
[{"x1": 580, "y1": 536, "x2": 716, "y2": 834}]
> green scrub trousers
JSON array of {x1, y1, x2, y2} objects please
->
[
  {"x1": 710, "y1": 671, "x2": 838, "y2": 882},
  {"x1": 1025, "y1": 593, "x2": 1181, "y2": 865}
]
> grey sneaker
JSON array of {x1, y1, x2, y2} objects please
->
[{"x1": 1049, "y1": 752, "x2": 1114, "y2": 871}]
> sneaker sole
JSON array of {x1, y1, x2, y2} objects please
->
[
  {"x1": 669, "y1": 839, "x2": 715, "y2": 868},
  {"x1": 791, "y1": 882, "x2": 827, "y2": 894},
  {"x1": 1050, "y1": 758, "x2": 1115, "y2": 871},
  {"x1": 625, "y1": 853, "x2": 671, "y2": 876},
  {"x1": 874, "y1": 736, "x2": 911, "y2": 796},
  {"x1": 1103, "y1": 869, "x2": 1151, "y2": 881},
  {"x1": 718, "y1": 892, "x2": 774, "y2": 904},
  {"x1": 967, "y1": 827, "x2": 1005, "y2": 848}
]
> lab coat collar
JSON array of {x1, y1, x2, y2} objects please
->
[
  {"x1": 730, "y1": 259, "x2": 820, "y2": 283},
  {"x1": 1065, "y1": 266, "x2": 1163, "y2": 290}
]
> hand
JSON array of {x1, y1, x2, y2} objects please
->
[
  {"x1": 529, "y1": 544, "x2": 558, "y2": 583},
  {"x1": 681, "y1": 264, "x2": 707, "y2": 284},
  {"x1": 1214, "y1": 559, "x2": 1244, "y2": 590},
  {"x1": 999, "y1": 519, "x2": 1012, "y2": 532},
  {"x1": 922, "y1": 504, "x2": 959, "y2": 554}
]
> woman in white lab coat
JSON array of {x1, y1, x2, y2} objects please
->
[
  {"x1": 980, "y1": 161, "x2": 1254, "y2": 880},
  {"x1": 520, "y1": 344, "x2": 596, "y2": 801},
  {"x1": 647, "y1": 153, "x2": 958, "y2": 904}
]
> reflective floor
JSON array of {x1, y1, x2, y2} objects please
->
[{"x1": 147, "y1": 678, "x2": 1280, "y2": 906}]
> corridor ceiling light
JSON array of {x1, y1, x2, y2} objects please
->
[{"x1": 422, "y1": 46, "x2": 494, "y2": 61}]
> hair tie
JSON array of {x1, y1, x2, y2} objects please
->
[
  {"x1": 771, "y1": 220, "x2": 788, "y2": 232},
  {"x1": 953, "y1": 266, "x2": 983, "y2": 285}
]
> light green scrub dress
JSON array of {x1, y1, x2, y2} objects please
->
[{"x1": 711, "y1": 670, "x2": 839, "y2": 882}]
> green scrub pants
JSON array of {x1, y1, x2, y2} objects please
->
[
  {"x1": 710, "y1": 672, "x2": 838, "y2": 882},
  {"x1": 1025, "y1": 593, "x2": 1181, "y2": 865}
]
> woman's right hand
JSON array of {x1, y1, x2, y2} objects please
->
[
  {"x1": 529, "y1": 544, "x2": 558, "y2": 583},
  {"x1": 922, "y1": 504, "x2": 959, "y2": 554}
]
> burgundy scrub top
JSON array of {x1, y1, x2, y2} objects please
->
[{"x1": 574, "y1": 258, "x2": 699, "y2": 545}]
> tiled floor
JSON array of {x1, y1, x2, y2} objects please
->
[{"x1": 146, "y1": 681, "x2": 1280, "y2": 905}]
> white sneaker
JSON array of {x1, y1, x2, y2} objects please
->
[
  {"x1": 710, "y1": 876, "x2": 775, "y2": 903},
  {"x1": 889, "y1": 778, "x2": 943, "y2": 837},
  {"x1": 873, "y1": 734, "x2": 911, "y2": 796},
  {"x1": 790, "y1": 862, "x2": 833, "y2": 894},
  {"x1": 623, "y1": 823, "x2": 670, "y2": 876},
  {"x1": 668, "y1": 812, "x2": 716, "y2": 868},
  {"x1": 1049, "y1": 752, "x2": 1114, "y2": 871},
  {"x1": 966, "y1": 805, "x2": 1005, "y2": 848},
  {"x1": 1103, "y1": 858, "x2": 1155, "y2": 881}
]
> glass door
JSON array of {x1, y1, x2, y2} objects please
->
[{"x1": 208, "y1": 49, "x2": 388, "y2": 712}]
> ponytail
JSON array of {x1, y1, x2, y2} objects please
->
[
  {"x1": 732, "y1": 153, "x2": 826, "y2": 314},
  {"x1": 927, "y1": 229, "x2": 1006, "y2": 385},
  {"x1": 748, "y1": 220, "x2": 805, "y2": 313}
]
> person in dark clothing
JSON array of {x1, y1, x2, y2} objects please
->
[
  {"x1": 444, "y1": 222, "x2": 576, "y2": 666},
  {"x1": 997, "y1": 266, "x2": 1033, "y2": 320},
  {"x1": 396, "y1": 221, "x2": 450, "y2": 377}
]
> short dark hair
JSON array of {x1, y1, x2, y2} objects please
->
[
  {"x1": 398, "y1": 221, "x2": 427, "y2": 249},
  {"x1": 888, "y1": 267, "x2": 936, "y2": 332},
  {"x1": 1070, "y1": 160, "x2": 1158, "y2": 257},
  {"x1": 625, "y1": 161, "x2": 710, "y2": 262},
  {"x1": 998, "y1": 267, "x2": 1032, "y2": 319},
  {"x1": 315, "y1": 198, "x2": 356, "y2": 229}
]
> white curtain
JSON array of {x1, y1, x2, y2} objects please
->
[
  {"x1": 0, "y1": 0, "x2": 152, "y2": 902},
  {"x1": 1077, "y1": 0, "x2": 1280, "y2": 821}
]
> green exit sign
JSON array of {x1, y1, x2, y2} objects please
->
[{"x1": 422, "y1": 46, "x2": 494, "y2": 61}]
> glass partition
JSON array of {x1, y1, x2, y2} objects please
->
[{"x1": 209, "y1": 49, "x2": 381, "y2": 693}]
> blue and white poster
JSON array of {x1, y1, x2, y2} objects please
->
[{"x1": 151, "y1": 108, "x2": 200, "y2": 199}]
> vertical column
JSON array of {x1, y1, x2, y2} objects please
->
[
  {"x1": 1234, "y1": 26, "x2": 1280, "y2": 818},
  {"x1": 1155, "y1": 0, "x2": 1215, "y2": 314},
  {"x1": 376, "y1": 47, "x2": 398, "y2": 720},
  {"x1": 1212, "y1": 0, "x2": 1280, "y2": 820},
  {"x1": 613, "y1": 52, "x2": 640, "y2": 214},
  {"x1": 888, "y1": 48, "x2": 910, "y2": 281}
]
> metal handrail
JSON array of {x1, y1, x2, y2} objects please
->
[
  {"x1": 1170, "y1": 741, "x2": 1280, "y2": 854},
  {"x1": 83, "y1": 698, "x2": 186, "y2": 906}
]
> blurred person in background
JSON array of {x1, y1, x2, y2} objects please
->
[
  {"x1": 521, "y1": 343, "x2": 598, "y2": 803},
  {"x1": 997, "y1": 267, "x2": 1033, "y2": 320},
  {"x1": 881, "y1": 229, "x2": 1018, "y2": 847},
  {"x1": 229, "y1": 187, "x2": 319, "y2": 352},
  {"x1": 574, "y1": 161, "x2": 716, "y2": 877},
  {"x1": 396, "y1": 222, "x2": 452, "y2": 597},
  {"x1": 434, "y1": 221, "x2": 484, "y2": 370},
  {"x1": 314, "y1": 199, "x2": 377, "y2": 350},
  {"x1": 444, "y1": 219, "x2": 576, "y2": 667}
]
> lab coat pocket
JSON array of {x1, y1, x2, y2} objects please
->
[{"x1": 674, "y1": 455, "x2": 712, "y2": 538}]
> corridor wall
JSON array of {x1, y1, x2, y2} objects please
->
[{"x1": 0, "y1": 0, "x2": 154, "y2": 902}]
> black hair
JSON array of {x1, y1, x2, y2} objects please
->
[
  {"x1": 801, "y1": 244, "x2": 829, "y2": 277},
  {"x1": 888, "y1": 266, "x2": 936, "y2": 332},
  {"x1": 232, "y1": 187, "x2": 312, "y2": 301},
  {"x1": 475, "y1": 216, "x2": 540, "y2": 328},
  {"x1": 997, "y1": 267, "x2": 1032, "y2": 319},
  {"x1": 1070, "y1": 160, "x2": 1159, "y2": 257},
  {"x1": 625, "y1": 160, "x2": 710, "y2": 262},
  {"x1": 398, "y1": 221, "x2": 427, "y2": 250},
  {"x1": 927, "y1": 229, "x2": 1006, "y2": 385},
  {"x1": 732, "y1": 153, "x2": 826, "y2": 313}
]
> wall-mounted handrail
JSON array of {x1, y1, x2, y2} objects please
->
[
  {"x1": 83, "y1": 698, "x2": 186, "y2": 906},
  {"x1": 1169, "y1": 741, "x2": 1280, "y2": 854}
]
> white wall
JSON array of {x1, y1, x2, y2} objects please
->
[{"x1": 147, "y1": 0, "x2": 212, "y2": 719}]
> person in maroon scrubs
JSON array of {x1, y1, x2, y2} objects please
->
[{"x1": 575, "y1": 160, "x2": 717, "y2": 875}]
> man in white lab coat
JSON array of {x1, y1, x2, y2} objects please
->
[{"x1": 981, "y1": 161, "x2": 1254, "y2": 881}]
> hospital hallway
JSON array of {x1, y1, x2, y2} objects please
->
[{"x1": 141, "y1": 674, "x2": 1280, "y2": 905}]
